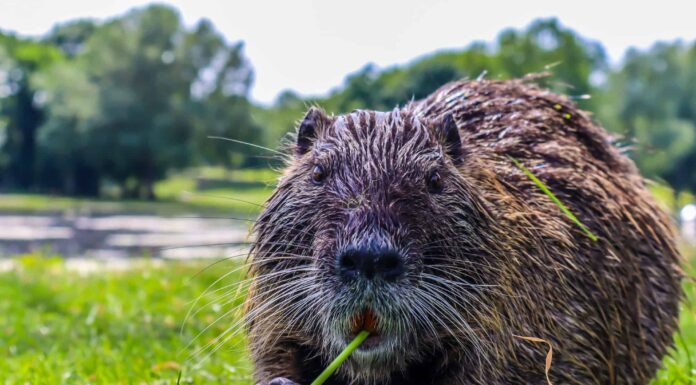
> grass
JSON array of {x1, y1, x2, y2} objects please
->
[
  {"x1": 0, "y1": 250, "x2": 693, "y2": 384},
  {"x1": 652, "y1": 245, "x2": 696, "y2": 385},
  {"x1": 0, "y1": 254, "x2": 254, "y2": 384},
  {"x1": 311, "y1": 331, "x2": 370, "y2": 385},
  {"x1": 509, "y1": 156, "x2": 599, "y2": 241}
]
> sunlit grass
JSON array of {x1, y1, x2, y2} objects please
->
[
  {"x1": 651, "y1": 244, "x2": 696, "y2": 384},
  {"x1": 0, "y1": 254, "x2": 254, "y2": 384}
]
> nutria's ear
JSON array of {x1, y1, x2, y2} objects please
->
[
  {"x1": 437, "y1": 114, "x2": 463, "y2": 164},
  {"x1": 296, "y1": 107, "x2": 329, "y2": 155}
]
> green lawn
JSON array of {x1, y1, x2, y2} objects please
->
[
  {"x1": 0, "y1": 255, "x2": 254, "y2": 384},
  {"x1": 0, "y1": 250, "x2": 694, "y2": 384}
]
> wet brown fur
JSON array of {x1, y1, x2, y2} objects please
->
[{"x1": 245, "y1": 79, "x2": 683, "y2": 385}]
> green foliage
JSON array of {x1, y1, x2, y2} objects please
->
[
  {"x1": 0, "y1": 33, "x2": 63, "y2": 190},
  {"x1": 39, "y1": 6, "x2": 260, "y2": 198},
  {"x1": 496, "y1": 19, "x2": 606, "y2": 99},
  {"x1": 1, "y1": 5, "x2": 262, "y2": 199},
  {"x1": 44, "y1": 19, "x2": 97, "y2": 57},
  {"x1": 598, "y1": 41, "x2": 696, "y2": 192}
]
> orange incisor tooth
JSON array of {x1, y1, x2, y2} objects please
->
[
  {"x1": 363, "y1": 309, "x2": 378, "y2": 332},
  {"x1": 351, "y1": 308, "x2": 379, "y2": 333}
]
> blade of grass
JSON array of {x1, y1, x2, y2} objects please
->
[
  {"x1": 311, "y1": 330, "x2": 370, "y2": 385},
  {"x1": 508, "y1": 156, "x2": 599, "y2": 241}
]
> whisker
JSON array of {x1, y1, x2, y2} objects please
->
[
  {"x1": 182, "y1": 190, "x2": 267, "y2": 208},
  {"x1": 208, "y1": 136, "x2": 286, "y2": 156}
]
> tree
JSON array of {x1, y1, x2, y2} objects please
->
[
  {"x1": 45, "y1": 19, "x2": 97, "y2": 57},
  {"x1": 33, "y1": 5, "x2": 260, "y2": 198},
  {"x1": 184, "y1": 21, "x2": 263, "y2": 168},
  {"x1": 496, "y1": 19, "x2": 607, "y2": 101},
  {"x1": 32, "y1": 60, "x2": 101, "y2": 195},
  {"x1": 601, "y1": 42, "x2": 696, "y2": 193},
  {"x1": 0, "y1": 33, "x2": 62, "y2": 191}
]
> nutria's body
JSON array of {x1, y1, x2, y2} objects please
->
[{"x1": 246, "y1": 79, "x2": 682, "y2": 385}]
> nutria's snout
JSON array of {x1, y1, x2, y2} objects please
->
[
  {"x1": 334, "y1": 245, "x2": 407, "y2": 351},
  {"x1": 336, "y1": 246, "x2": 405, "y2": 283}
]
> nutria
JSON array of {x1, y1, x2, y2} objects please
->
[{"x1": 245, "y1": 78, "x2": 683, "y2": 385}]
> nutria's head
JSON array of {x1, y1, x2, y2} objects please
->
[{"x1": 249, "y1": 107, "x2": 502, "y2": 383}]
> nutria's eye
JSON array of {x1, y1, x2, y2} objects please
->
[
  {"x1": 427, "y1": 171, "x2": 443, "y2": 193},
  {"x1": 311, "y1": 164, "x2": 326, "y2": 185}
]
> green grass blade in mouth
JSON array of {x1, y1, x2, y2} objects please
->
[
  {"x1": 509, "y1": 156, "x2": 599, "y2": 242},
  {"x1": 311, "y1": 330, "x2": 370, "y2": 385}
]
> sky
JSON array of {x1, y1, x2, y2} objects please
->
[{"x1": 1, "y1": 0, "x2": 695, "y2": 104}]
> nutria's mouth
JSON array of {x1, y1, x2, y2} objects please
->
[{"x1": 348, "y1": 308, "x2": 383, "y2": 349}]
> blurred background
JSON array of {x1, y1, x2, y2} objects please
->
[{"x1": 0, "y1": 1, "x2": 694, "y2": 384}]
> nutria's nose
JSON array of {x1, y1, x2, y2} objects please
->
[{"x1": 337, "y1": 246, "x2": 405, "y2": 282}]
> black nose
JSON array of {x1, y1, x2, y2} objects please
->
[{"x1": 337, "y1": 246, "x2": 405, "y2": 282}]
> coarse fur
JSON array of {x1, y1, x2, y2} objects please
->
[{"x1": 244, "y1": 79, "x2": 683, "y2": 385}]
